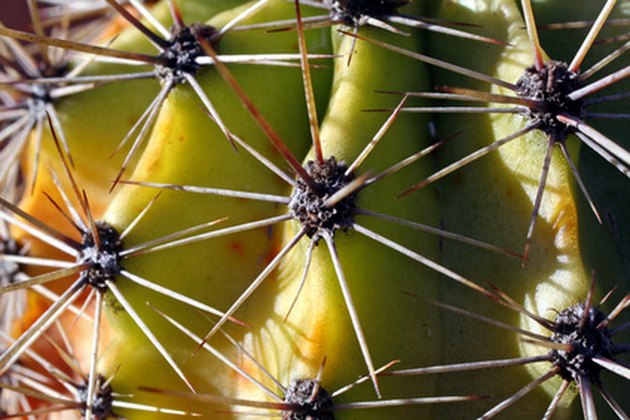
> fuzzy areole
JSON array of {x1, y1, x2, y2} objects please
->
[
  {"x1": 283, "y1": 378, "x2": 335, "y2": 420},
  {"x1": 515, "y1": 61, "x2": 585, "y2": 140},
  {"x1": 156, "y1": 23, "x2": 217, "y2": 82},
  {"x1": 289, "y1": 157, "x2": 356, "y2": 240},
  {"x1": 76, "y1": 375, "x2": 115, "y2": 419},
  {"x1": 549, "y1": 303, "x2": 614, "y2": 382},
  {"x1": 328, "y1": 0, "x2": 406, "y2": 26},
  {"x1": 77, "y1": 221, "x2": 123, "y2": 291}
]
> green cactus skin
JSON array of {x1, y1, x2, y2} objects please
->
[
  {"x1": 96, "y1": 0, "x2": 334, "y2": 414},
  {"x1": 231, "y1": 23, "x2": 446, "y2": 420},
  {"x1": 0, "y1": 1, "x2": 628, "y2": 418},
  {"x1": 424, "y1": 0, "x2": 629, "y2": 417}
]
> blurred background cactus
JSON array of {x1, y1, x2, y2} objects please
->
[{"x1": 0, "y1": 0, "x2": 628, "y2": 418}]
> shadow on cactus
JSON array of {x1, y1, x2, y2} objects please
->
[{"x1": 139, "y1": 305, "x2": 481, "y2": 418}]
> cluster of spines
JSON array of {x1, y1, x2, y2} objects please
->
[{"x1": 0, "y1": 0, "x2": 628, "y2": 419}]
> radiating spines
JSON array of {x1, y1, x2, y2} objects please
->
[
  {"x1": 0, "y1": 118, "x2": 265, "y2": 411},
  {"x1": 353, "y1": 0, "x2": 629, "y2": 261},
  {"x1": 2, "y1": 0, "x2": 313, "y2": 209},
  {"x1": 97, "y1": 0, "x2": 337, "y2": 190},
  {"x1": 137, "y1": 311, "x2": 482, "y2": 419},
  {"x1": 382, "y1": 0, "x2": 607, "y2": 417},
  {"x1": 87, "y1": 0, "x2": 336, "y2": 404},
  {"x1": 2, "y1": 1, "x2": 625, "y2": 419},
  {"x1": 118, "y1": 4, "x2": 525, "y2": 412},
  {"x1": 530, "y1": 0, "x2": 630, "y2": 284},
  {"x1": 234, "y1": 0, "x2": 507, "y2": 52},
  {"x1": 0, "y1": 0, "x2": 113, "y2": 194},
  {"x1": 4, "y1": 1, "x2": 326, "y2": 310},
  {"x1": 384, "y1": 281, "x2": 629, "y2": 419},
  {"x1": 98, "y1": 0, "x2": 335, "y2": 325},
  {"x1": 518, "y1": 277, "x2": 630, "y2": 417},
  {"x1": 0, "y1": 0, "x2": 161, "y2": 214},
  {"x1": 203, "y1": 9, "x2": 499, "y2": 408},
  {"x1": 0, "y1": 321, "x2": 198, "y2": 419}
]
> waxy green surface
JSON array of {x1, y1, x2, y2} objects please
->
[
  {"x1": 234, "y1": 14, "x2": 445, "y2": 419},
  {"x1": 428, "y1": 0, "x2": 628, "y2": 417},
  {"x1": 97, "y1": 0, "x2": 334, "y2": 414}
]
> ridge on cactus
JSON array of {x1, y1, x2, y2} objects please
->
[
  {"x1": 416, "y1": 0, "x2": 628, "y2": 417},
  {"x1": 0, "y1": 121, "x2": 249, "y2": 394},
  {"x1": 354, "y1": 0, "x2": 630, "y2": 261},
  {"x1": 139, "y1": 304, "x2": 482, "y2": 418},
  {"x1": 121, "y1": 1, "x2": 524, "y2": 404}
]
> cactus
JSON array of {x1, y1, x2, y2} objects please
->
[{"x1": 0, "y1": 0, "x2": 628, "y2": 419}]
